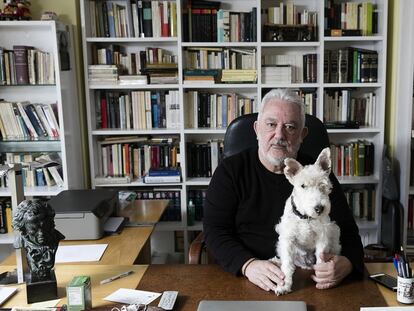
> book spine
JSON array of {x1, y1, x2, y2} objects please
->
[
  {"x1": 142, "y1": 0, "x2": 153, "y2": 37},
  {"x1": 13, "y1": 46, "x2": 29, "y2": 85}
]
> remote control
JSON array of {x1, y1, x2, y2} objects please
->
[{"x1": 157, "y1": 291, "x2": 178, "y2": 310}]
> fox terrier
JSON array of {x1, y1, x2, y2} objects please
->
[{"x1": 270, "y1": 147, "x2": 341, "y2": 295}]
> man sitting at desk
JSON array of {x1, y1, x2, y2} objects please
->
[{"x1": 203, "y1": 88, "x2": 364, "y2": 292}]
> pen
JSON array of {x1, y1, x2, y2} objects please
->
[{"x1": 100, "y1": 270, "x2": 134, "y2": 285}]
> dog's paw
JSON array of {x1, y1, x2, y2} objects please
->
[{"x1": 274, "y1": 284, "x2": 292, "y2": 296}]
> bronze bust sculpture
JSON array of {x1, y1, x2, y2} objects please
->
[{"x1": 12, "y1": 199, "x2": 65, "y2": 282}]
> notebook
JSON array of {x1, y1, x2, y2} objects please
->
[{"x1": 197, "y1": 300, "x2": 307, "y2": 311}]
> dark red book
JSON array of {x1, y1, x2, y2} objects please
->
[
  {"x1": 100, "y1": 95, "x2": 108, "y2": 128},
  {"x1": 13, "y1": 45, "x2": 32, "y2": 85},
  {"x1": 160, "y1": 2, "x2": 169, "y2": 37}
]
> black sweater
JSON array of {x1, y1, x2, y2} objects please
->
[{"x1": 203, "y1": 147, "x2": 364, "y2": 276}]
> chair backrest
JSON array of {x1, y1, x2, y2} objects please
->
[{"x1": 223, "y1": 113, "x2": 330, "y2": 160}]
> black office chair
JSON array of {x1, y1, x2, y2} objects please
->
[
  {"x1": 223, "y1": 113, "x2": 330, "y2": 159},
  {"x1": 188, "y1": 113, "x2": 330, "y2": 264}
]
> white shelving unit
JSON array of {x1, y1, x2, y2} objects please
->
[
  {"x1": 393, "y1": 1, "x2": 414, "y2": 253},
  {"x1": 0, "y1": 21, "x2": 84, "y2": 197},
  {"x1": 80, "y1": 0, "x2": 388, "y2": 262}
]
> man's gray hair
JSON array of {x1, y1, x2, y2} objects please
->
[{"x1": 258, "y1": 89, "x2": 306, "y2": 127}]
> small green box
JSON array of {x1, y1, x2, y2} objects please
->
[{"x1": 66, "y1": 276, "x2": 92, "y2": 311}]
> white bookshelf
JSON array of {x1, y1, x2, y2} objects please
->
[
  {"x1": 80, "y1": 0, "x2": 388, "y2": 262},
  {"x1": 393, "y1": 1, "x2": 414, "y2": 252},
  {"x1": 0, "y1": 21, "x2": 84, "y2": 198}
]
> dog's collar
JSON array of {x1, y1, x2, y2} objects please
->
[{"x1": 291, "y1": 196, "x2": 312, "y2": 220}]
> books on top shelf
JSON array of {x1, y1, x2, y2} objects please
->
[
  {"x1": 266, "y1": 3, "x2": 318, "y2": 26},
  {"x1": 88, "y1": 0, "x2": 177, "y2": 38},
  {"x1": 0, "y1": 46, "x2": 55, "y2": 85},
  {"x1": 325, "y1": 1, "x2": 378, "y2": 36},
  {"x1": 182, "y1": 0, "x2": 257, "y2": 42}
]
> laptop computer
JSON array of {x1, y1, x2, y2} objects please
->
[{"x1": 197, "y1": 300, "x2": 307, "y2": 311}]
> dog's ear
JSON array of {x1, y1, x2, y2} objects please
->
[
  {"x1": 316, "y1": 147, "x2": 331, "y2": 173},
  {"x1": 284, "y1": 158, "x2": 302, "y2": 180}
]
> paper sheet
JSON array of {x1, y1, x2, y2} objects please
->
[
  {"x1": 31, "y1": 298, "x2": 61, "y2": 307},
  {"x1": 104, "y1": 288, "x2": 161, "y2": 305},
  {"x1": 0, "y1": 287, "x2": 18, "y2": 306},
  {"x1": 55, "y1": 244, "x2": 108, "y2": 263}
]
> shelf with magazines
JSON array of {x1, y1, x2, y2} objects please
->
[
  {"x1": 0, "y1": 21, "x2": 84, "y2": 210},
  {"x1": 80, "y1": 0, "x2": 388, "y2": 262}
]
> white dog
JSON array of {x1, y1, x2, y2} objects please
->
[{"x1": 270, "y1": 147, "x2": 341, "y2": 296}]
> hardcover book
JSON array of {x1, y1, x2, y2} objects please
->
[{"x1": 13, "y1": 45, "x2": 32, "y2": 85}]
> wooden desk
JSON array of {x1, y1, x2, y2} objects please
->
[
  {"x1": 1, "y1": 227, "x2": 154, "y2": 266},
  {"x1": 136, "y1": 265, "x2": 388, "y2": 311},
  {"x1": 119, "y1": 199, "x2": 169, "y2": 225},
  {"x1": 366, "y1": 262, "x2": 401, "y2": 306},
  {"x1": 1, "y1": 199, "x2": 169, "y2": 266},
  {"x1": 0, "y1": 265, "x2": 148, "y2": 308}
]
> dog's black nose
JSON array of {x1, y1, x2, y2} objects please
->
[{"x1": 314, "y1": 205, "x2": 324, "y2": 215}]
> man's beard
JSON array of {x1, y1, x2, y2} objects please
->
[{"x1": 260, "y1": 139, "x2": 297, "y2": 167}]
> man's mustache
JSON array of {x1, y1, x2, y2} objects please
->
[{"x1": 271, "y1": 139, "x2": 288, "y2": 147}]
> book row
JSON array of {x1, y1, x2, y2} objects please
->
[
  {"x1": 343, "y1": 186, "x2": 376, "y2": 221},
  {"x1": 0, "y1": 101, "x2": 60, "y2": 140},
  {"x1": 265, "y1": 4, "x2": 318, "y2": 26},
  {"x1": 330, "y1": 141, "x2": 374, "y2": 177},
  {"x1": 184, "y1": 47, "x2": 256, "y2": 71},
  {"x1": 184, "y1": 91, "x2": 257, "y2": 129},
  {"x1": 91, "y1": 45, "x2": 178, "y2": 75},
  {"x1": 98, "y1": 137, "x2": 180, "y2": 181},
  {"x1": 187, "y1": 188, "x2": 207, "y2": 222},
  {"x1": 135, "y1": 190, "x2": 181, "y2": 222},
  {"x1": 324, "y1": 48, "x2": 378, "y2": 83},
  {"x1": 325, "y1": 1, "x2": 378, "y2": 36},
  {"x1": 0, "y1": 45, "x2": 55, "y2": 85},
  {"x1": 186, "y1": 140, "x2": 224, "y2": 178},
  {"x1": 95, "y1": 90, "x2": 180, "y2": 130},
  {"x1": 0, "y1": 198, "x2": 12, "y2": 234},
  {"x1": 262, "y1": 54, "x2": 317, "y2": 84},
  {"x1": 323, "y1": 90, "x2": 376, "y2": 127},
  {"x1": 89, "y1": 0, "x2": 177, "y2": 38},
  {"x1": 183, "y1": 3, "x2": 257, "y2": 43},
  {"x1": 1, "y1": 152, "x2": 64, "y2": 187}
]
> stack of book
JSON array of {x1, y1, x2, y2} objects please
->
[
  {"x1": 262, "y1": 65, "x2": 292, "y2": 83},
  {"x1": 143, "y1": 167, "x2": 181, "y2": 184},
  {"x1": 118, "y1": 75, "x2": 147, "y2": 85},
  {"x1": 88, "y1": 65, "x2": 118, "y2": 84},
  {"x1": 183, "y1": 69, "x2": 219, "y2": 84},
  {"x1": 221, "y1": 69, "x2": 257, "y2": 83},
  {"x1": 141, "y1": 63, "x2": 178, "y2": 84}
]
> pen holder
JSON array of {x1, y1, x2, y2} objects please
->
[{"x1": 397, "y1": 276, "x2": 414, "y2": 304}]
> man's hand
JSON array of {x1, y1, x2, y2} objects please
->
[
  {"x1": 311, "y1": 253, "x2": 353, "y2": 289},
  {"x1": 244, "y1": 259, "x2": 285, "y2": 292}
]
